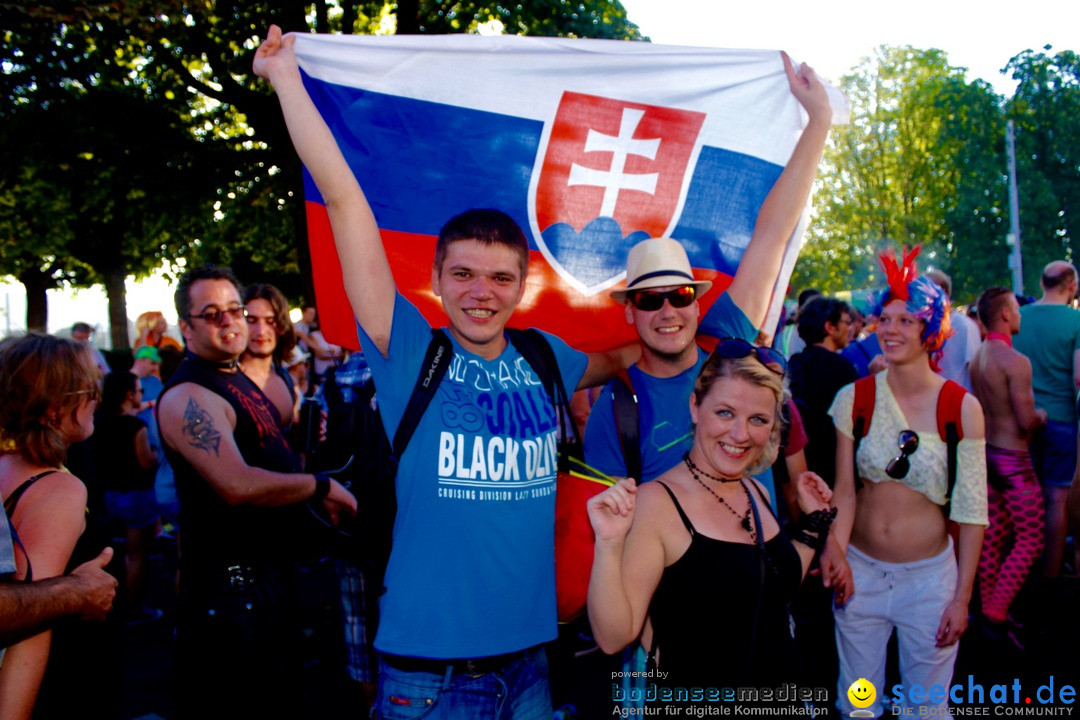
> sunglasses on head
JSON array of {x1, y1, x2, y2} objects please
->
[
  {"x1": 628, "y1": 285, "x2": 697, "y2": 311},
  {"x1": 709, "y1": 337, "x2": 788, "y2": 376},
  {"x1": 886, "y1": 430, "x2": 919, "y2": 479}
]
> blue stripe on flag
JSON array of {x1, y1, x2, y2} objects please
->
[
  {"x1": 302, "y1": 73, "x2": 544, "y2": 241},
  {"x1": 674, "y1": 147, "x2": 783, "y2": 277}
]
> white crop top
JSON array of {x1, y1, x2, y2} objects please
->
[{"x1": 829, "y1": 372, "x2": 988, "y2": 526}]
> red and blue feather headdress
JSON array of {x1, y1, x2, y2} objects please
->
[{"x1": 872, "y1": 245, "x2": 952, "y2": 368}]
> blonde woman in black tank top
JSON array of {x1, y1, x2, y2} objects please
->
[{"x1": 587, "y1": 344, "x2": 836, "y2": 692}]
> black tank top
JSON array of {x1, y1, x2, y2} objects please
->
[
  {"x1": 648, "y1": 481, "x2": 802, "y2": 690},
  {"x1": 161, "y1": 352, "x2": 306, "y2": 586}
]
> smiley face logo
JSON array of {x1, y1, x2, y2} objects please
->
[{"x1": 847, "y1": 678, "x2": 876, "y2": 710}]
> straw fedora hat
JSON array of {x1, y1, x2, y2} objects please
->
[{"x1": 609, "y1": 237, "x2": 713, "y2": 303}]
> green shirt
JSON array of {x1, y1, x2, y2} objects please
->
[{"x1": 1013, "y1": 303, "x2": 1080, "y2": 424}]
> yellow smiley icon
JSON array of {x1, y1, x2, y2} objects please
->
[{"x1": 847, "y1": 678, "x2": 876, "y2": 710}]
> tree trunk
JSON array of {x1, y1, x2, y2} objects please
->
[
  {"x1": 396, "y1": 0, "x2": 420, "y2": 34},
  {"x1": 105, "y1": 271, "x2": 129, "y2": 350},
  {"x1": 17, "y1": 268, "x2": 51, "y2": 332}
]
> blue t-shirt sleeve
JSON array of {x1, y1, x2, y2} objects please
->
[
  {"x1": 355, "y1": 293, "x2": 431, "y2": 439},
  {"x1": 584, "y1": 383, "x2": 629, "y2": 477},
  {"x1": 698, "y1": 292, "x2": 758, "y2": 343}
]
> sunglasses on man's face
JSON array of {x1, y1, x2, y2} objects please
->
[
  {"x1": 886, "y1": 430, "x2": 920, "y2": 479},
  {"x1": 709, "y1": 337, "x2": 788, "y2": 376},
  {"x1": 187, "y1": 305, "x2": 246, "y2": 326},
  {"x1": 628, "y1": 286, "x2": 697, "y2": 311}
]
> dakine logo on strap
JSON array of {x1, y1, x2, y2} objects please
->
[{"x1": 530, "y1": 92, "x2": 706, "y2": 296}]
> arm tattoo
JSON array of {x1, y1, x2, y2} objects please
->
[{"x1": 183, "y1": 396, "x2": 222, "y2": 455}]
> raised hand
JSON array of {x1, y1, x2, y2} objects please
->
[
  {"x1": 781, "y1": 50, "x2": 830, "y2": 121},
  {"x1": 795, "y1": 470, "x2": 832, "y2": 514},
  {"x1": 587, "y1": 477, "x2": 638, "y2": 544},
  {"x1": 253, "y1": 24, "x2": 299, "y2": 83}
]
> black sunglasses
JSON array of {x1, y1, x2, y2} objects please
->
[
  {"x1": 628, "y1": 286, "x2": 697, "y2": 311},
  {"x1": 188, "y1": 305, "x2": 246, "y2": 326},
  {"x1": 886, "y1": 430, "x2": 920, "y2": 479},
  {"x1": 709, "y1": 337, "x2": 788, "y2": 376}
]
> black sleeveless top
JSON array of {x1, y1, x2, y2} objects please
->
[
  {"x1": 161, "y1": 352, "x2": 306, "y2": 586},
  {"x1": 648, "y1": 481, "x2": 802, "y2": 690}
]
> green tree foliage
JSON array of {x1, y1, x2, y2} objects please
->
[
  {"x1": 1005, "y1": 47, "x2": 1080, "y2": 294},
  {"x1": 0, "y1": 2, "x2": 642, "y2": 341},
  {"x1": 794, "y1": 47, "x2": 1009, "y2": 303}
]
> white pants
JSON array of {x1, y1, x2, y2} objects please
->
[{"x1": 834, "y1": 540, "x2": 959, "y2": 717}]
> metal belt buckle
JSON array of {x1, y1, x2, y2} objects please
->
[{"x1": 465, "y1": 659, "x2": 483, "y2": 677}]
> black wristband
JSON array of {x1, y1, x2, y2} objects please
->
[
  {"x1": 794, "y1": 507, "x2": 837, "y2": 551},
  {"x1": 312, "y1": 474, "x2": 331, "y2": 501}
]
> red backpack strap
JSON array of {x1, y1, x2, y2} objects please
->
[
  {"x1": 936, "y1": 379, "x2": 967, "y2": 516},
  {"x1": 936, "y1": 380, "x2": 966, "y2": 443},
  {"x1": 850, "y1": 376, "x2": 876, "y2": 492},
  {"x1": 851, "y1": 376, "x2": 877, "y2": 441}
]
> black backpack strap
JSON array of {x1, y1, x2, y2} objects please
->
[
  {"x1": 506, "y1": 329, "x2": 557, "y2": 397},
  {"x1": 506, "y1": 328, "x2": 579, "y2": 469},
  {"x1": 611, "y1": 371, "x2": 642, "y2": 484},
  {"x1": 745, "y1": 479, "x2": 767, "y2": 673},
  {"x1": 391, "y1": 329, "x2": 454, "y2": 458}
]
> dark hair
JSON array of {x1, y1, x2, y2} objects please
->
[
  {"x1": 692, "y1": 353, "x2": 788, "y2": 474},
  {"x1": 1042, "y1": 262, "x2": 1078, "y2": 291},
  {"x1": 158, "y1": 346, "x2": 184, "y2": 384},
  {"x1": 98, "y1": 371, "x2": 138, "y2": 418},
  {"x1": 243, "y1": 283, "x2": 297, "y2": 364},
  {"x1": 71, "y1": 322, "x2": 93, "y2": 336},
  {"x1": 434, "y1": 209, "x2": 529, "y2": 278},
  {"x1": 174, "y1": 265, "x2": 242, "y2": 321},
  {"x1": 0, "y1": 333, "x2": 99, "y2": 467},
  {"x1": 797, "y1": 288, "x2": 822, "y2": 308},
  {"x1": 797, "y1": 297, "x2": 851, "y2": 344},
  {"x1": 977, "y1": 286, "x2": 1015, "y2": 328}
]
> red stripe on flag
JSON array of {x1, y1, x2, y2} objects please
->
[{"x1": 307, "y1": 202, "x2": 730, "y2": 353}]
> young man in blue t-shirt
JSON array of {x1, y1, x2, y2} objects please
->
[
  {"x1": 254, "y1": 26, "x2": 636, "y2": 718},
  {"x1": 583, "y1": 56, "x2": 832, "y2": 492}
]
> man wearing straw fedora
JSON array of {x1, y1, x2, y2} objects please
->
[{"x1": 583, "y1": 72, "x2": 833, "y2": 490}]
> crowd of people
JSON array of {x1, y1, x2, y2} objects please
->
[{"x1": 0, "y1": 24, "x2": 1077, "y2": 720}]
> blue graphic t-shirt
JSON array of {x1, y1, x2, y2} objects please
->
[
  {"x1": 358, "y1": 295, "x2": 587, "y2": 659},
  {"x1": 585, "y1": 292, "x2": 775, "y2": 498}
]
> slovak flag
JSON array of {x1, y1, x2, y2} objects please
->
[{"x1": 291, "y1": 33, "x2": 845, "y2": 351}]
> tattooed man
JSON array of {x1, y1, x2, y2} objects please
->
[{"x1": 157, "y1": 265, "x2": 356, "y2": 718}]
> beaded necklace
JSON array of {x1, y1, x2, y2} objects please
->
[
  {"x1": 683, "y1": 455, "x2": 778, "y2": 576},
  {"x1": 683, "y1": 452, "x2": 741, "y2": 483},
  {"x1": 683, "y1": 454, "x2": 755, "y2": 539}
]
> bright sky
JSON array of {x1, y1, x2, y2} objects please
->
[
  {"x1": 4, "y1": 2, "x2": 1076, "y2": 341},
  {"x1": 619, "y1": 0, "x2": 1079, "y2": 97}
]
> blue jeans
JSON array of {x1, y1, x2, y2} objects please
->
[{"x1": 374, "y1": 647, "x2": 551, "y2": 720}]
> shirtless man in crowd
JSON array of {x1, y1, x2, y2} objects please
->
[{"x1": 970, "y1": 286, "x2": 1047, "y2": 633}]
